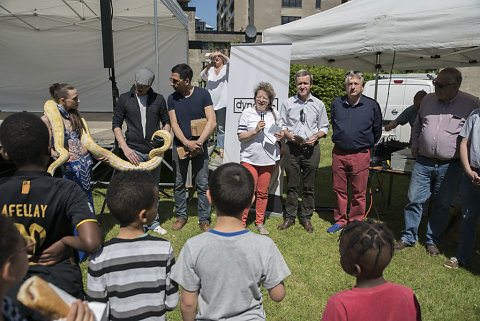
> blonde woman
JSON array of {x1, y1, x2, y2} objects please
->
[{"x1": 237, "y1": 82, "x2": 283, "y2": 235}]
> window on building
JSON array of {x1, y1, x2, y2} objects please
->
[
  {"x1": 316, "y1": 0, "x2": 321, "y2": 8},
  {"x1": 282, "y1": 0, "x2": 302, "y2": 8},
  {"x1": 281, "y1": 16, "x2": 301, "y2": 24}
]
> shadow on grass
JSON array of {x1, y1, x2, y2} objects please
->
[
  {"x1": 158, "y1": 193, "x2": 209, "y2": 225},
  {"x1": 311, "y1": 163, "x2": 480, "y2": 276}
]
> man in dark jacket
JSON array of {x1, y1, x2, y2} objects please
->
[
  {"x1": 112, "y1": 67, "x2": 170, "y2": 235},
  {"x1": 328, "y1": 71, "x2": 382, "y2": 234}
]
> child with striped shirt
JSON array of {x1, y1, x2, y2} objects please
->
[{"x1": 87, "y1": 171, "x2": 178, "y2": 321}]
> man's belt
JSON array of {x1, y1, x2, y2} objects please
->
[
  {"x1": 335, "y1": 146, "x2": 369, "y2": 154},
  {"x1": 287, "y1": 141, "x2": 318, "y2": 148},
  {"x1": 418, "y1": 155, "x2": 458, "y2": 164}
]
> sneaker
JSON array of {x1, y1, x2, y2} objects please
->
[
  {"x1": 256, "y1": 224, "x2": 269, "y2": 235},
  {"x1": 326, "y1": 223, "x2": 343, "y2": 234},
  {"x1": 152, "y1": 225, "x2": 167, "y2": 235},
  {"x1": 426, "y1": 243, "x2": 440, "y2": 257},
  {"x1": 443, "y1": 257, "x2": 459, "y2": 269}
]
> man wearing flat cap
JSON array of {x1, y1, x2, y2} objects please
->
[{"x1": 113, "y1": 67, "x2": 170, "y2": 235}]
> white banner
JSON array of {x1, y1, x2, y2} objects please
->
[{"x1": 224, "y1": 43, "x2": 292, "y2": 217}]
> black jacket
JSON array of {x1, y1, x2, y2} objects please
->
[{"x1": 112, "y1": 85, "x2": 170, "y2": 154}]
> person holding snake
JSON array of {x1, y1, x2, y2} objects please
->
[
  {"x1": 113, "y1": 68, "x2": 171, "y2": 235},
  {"x1": 42, "y1": 83, "x2": 107, "y2": 208}
]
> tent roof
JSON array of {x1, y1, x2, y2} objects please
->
[
  {"x1": 0, "y1": 0, "x2": 188, "y2": 113},
  {"x1": 0, "y1": 0, "x2": 188, "y2": 31},
  {"x1": 262, "y1": 0, "x2": 480, "y2": 71}
]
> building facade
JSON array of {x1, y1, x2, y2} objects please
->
[{"x1": 217, "y1": 0, "x2": 348, "y2": 32}]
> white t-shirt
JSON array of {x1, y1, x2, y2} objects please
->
[
  {"x1": 237, "y1": 106, "x2": 281, "y2": 166},
  {"x1": 136, "y1": 94, "x2": 148, "y2": 138},
  {"x1": 200, "y1": 63, "x2": 228, "y2": 111}
]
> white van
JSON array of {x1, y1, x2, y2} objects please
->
[{"x1": 363, "y1": 74, "x2": 436, "y2": 143}]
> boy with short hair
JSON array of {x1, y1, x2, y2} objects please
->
[
  {"x1": 444, "y1": 108, "x2": 480, "y2": 269},
  {"x1": 0, "y1": 113, "x2": 102, "y2": 319},
  {"x1": 171, "y1": 163, "x2": 290, "y2": 321},
  {"x1": 322, "y1": 220, "x2": 421, "y2": 321},
  {"x1": 87, "y1": 171, "x2": 179, "y2": 320}
]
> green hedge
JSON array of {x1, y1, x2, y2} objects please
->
[{"x1": 289, "y1": 65, "x2": 375, "y2": 117}]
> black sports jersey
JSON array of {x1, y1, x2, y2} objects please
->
[{"x1": 0, "y1": 171, "x2": 97, "y2": 261}]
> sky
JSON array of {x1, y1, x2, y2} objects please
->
[{"x1": 188, "y1": 0, "x2": 217, "y2": 29}]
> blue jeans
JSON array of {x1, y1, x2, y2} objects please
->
[
  {"x1": 456, "y1": 175, "x2": 480, "y2": 264},
  {"x1": 172, "y1": 144, "x2": 211, "y2": 223},
  {"x1": 401, "y1": 156, "x2": 462, "y2": 245},
  {"x1": 135, "y1": 150, "x2": 162, "y2": 230},
  {"x1": 215, "y1": 108, "x2": 226, "y2": 150}
]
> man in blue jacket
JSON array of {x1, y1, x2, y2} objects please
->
[{"x1": 328, "y1": 71, "x2": 382, "y2": 234}]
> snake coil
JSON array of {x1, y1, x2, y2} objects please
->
[{"x1": 43, "y1": 100, "x2": 172, "y2": 176}]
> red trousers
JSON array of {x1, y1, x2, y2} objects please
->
[
  {"x1": 332, "y1": 147, "x2": 370, "y2": 226},
  {"x1": 240, "y1": 162, "x2": 276, "y2": 226}
]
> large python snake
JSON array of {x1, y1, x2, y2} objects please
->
[{"x1": 43, "y1": 100, "x2": 172, "y2": 176}]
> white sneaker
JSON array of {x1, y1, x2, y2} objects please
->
[
  {"x1": 153, "y1": 225, "x2": 167, "y2": 235},
  {"x1": 256, "y1": 224, "x2": 270, "y2": 235}
]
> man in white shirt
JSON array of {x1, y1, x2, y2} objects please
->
[{"x1": 278, "y1": 69, "x2": 330, "y2": 232}]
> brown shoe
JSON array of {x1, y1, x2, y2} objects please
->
[
  {"x1": 172, "y1": 218, "x2": 187, "y2": 231},
  {"x1": 426, "y1": 243, "x2": 440, "y2": 257},
  {"x1": 394, "y1": 240, "x2": 413, "y2": 251},
  {"x1": 199, "y1": 221, "x2": 211, "y2": 232},
  {"x1": 301, "y1": 220, "x2": 314, "y2": 233},
  {"x1": 277, "y1": 219, "x2": 295, "y2": 230}
]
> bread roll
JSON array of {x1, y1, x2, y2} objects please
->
[{"x1": 17, "y1": 276, "x2": 70, "y2": 319}]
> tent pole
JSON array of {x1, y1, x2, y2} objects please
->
[
  {"x1": 374, "y1": 52, "x2": 381, "y2": 100},
  {"x1": 154, "y1": 0, "x2": 160, "y2": 92}
]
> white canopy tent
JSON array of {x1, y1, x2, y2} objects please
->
[
  {"x1": 0, "y1": 0, "x2": 188, "y2": 112},
  {"x1": 263, "y1": 0, "x2": 480, "y2": 72}
]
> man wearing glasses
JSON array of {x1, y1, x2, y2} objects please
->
[
  {"x1": 168, "y1": 63, "x2": 216, "y2": 232},
  {"x1": 278, "y1": 69, "x2": 330, "y2": 232},
  {"x1": 395, "y1": 67, "x2": 480, "y2": 256},
  {"x1": 328, "y1": 71, "x2": 382, "y2": 234},
  {"x1": 113, "y1": 67, "x2": 171, "y2": 235}
]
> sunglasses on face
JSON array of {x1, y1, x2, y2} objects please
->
[
  {"x1": 432, "y1": 80, "x2": 457, "y2": 89},
  {"x1": 345, "y1": 70, "x2": 363, "y2": 78},
  {"x1": 170, "y1": 78, "x2": 181, "y2": 84}
]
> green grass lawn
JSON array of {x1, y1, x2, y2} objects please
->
[{"x1": 84, "y1": 136, "x2": 480, "y2": 320}]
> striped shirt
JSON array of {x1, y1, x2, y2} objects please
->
[{"x1": 87, "y1": 235, "x2": 179, "y2": 321}]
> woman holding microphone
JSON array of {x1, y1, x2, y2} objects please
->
[{"x1": 237, "y1": 82, "x2": 283, "y2": 235}]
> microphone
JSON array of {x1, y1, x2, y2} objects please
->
[{"x1": 260, "y1": 112, "x2": 264, "y2": 131}]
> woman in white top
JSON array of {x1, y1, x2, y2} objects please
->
[
  {"x1": 200, "y1": 49, "x2": 229, "y2": 158},
  {"x1": 237, "y1": 82, "x2": 283, "y2": 235}
]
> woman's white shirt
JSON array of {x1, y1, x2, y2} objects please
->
[
  {"x1": 200, "y1": 63, "x2": 228, "y2": 111},
  {"x1": 237, "y1": 107, "x2": 280, "y2": 166}
]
